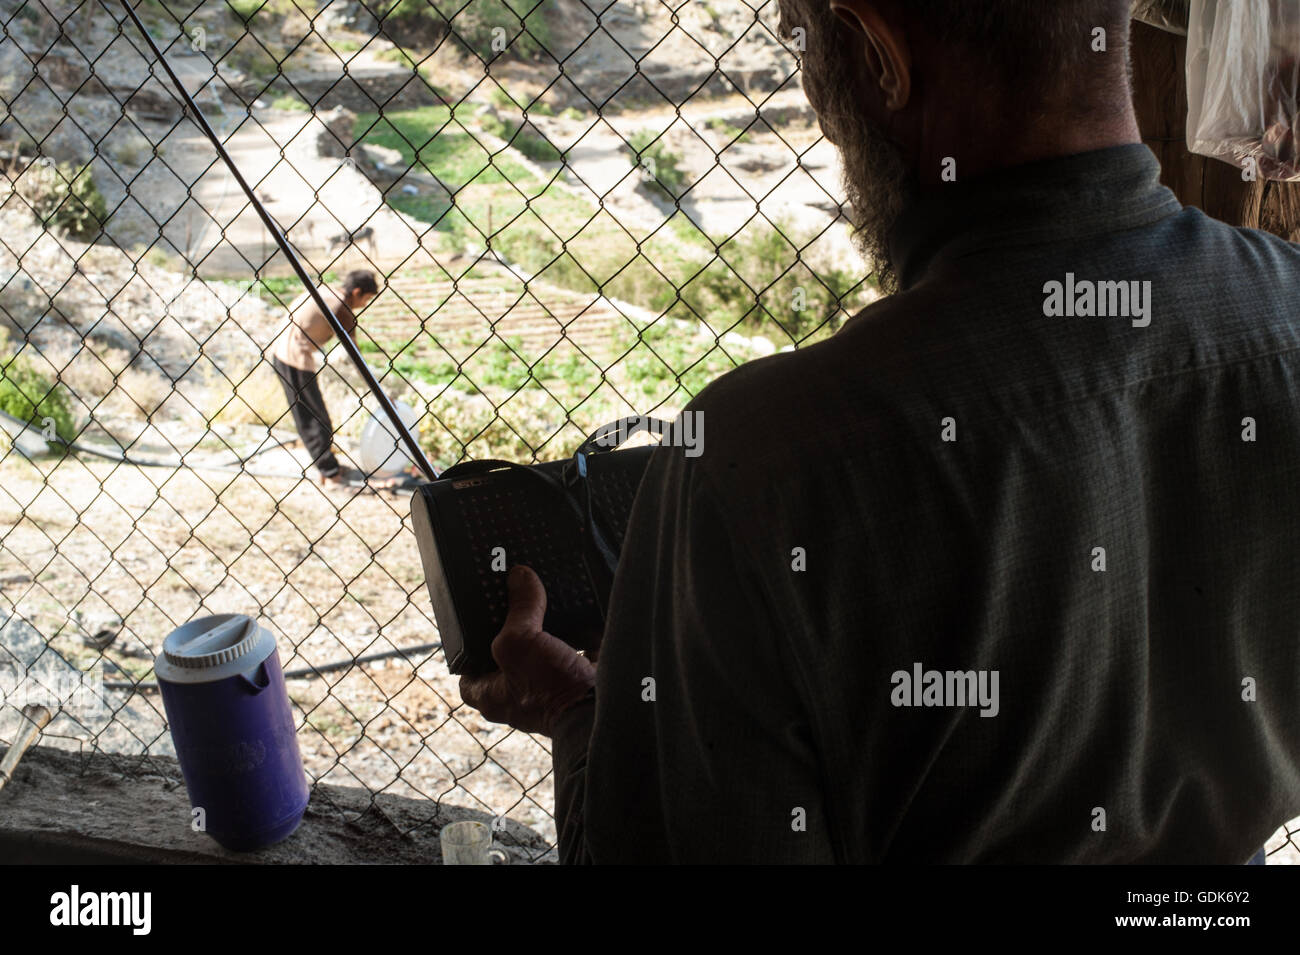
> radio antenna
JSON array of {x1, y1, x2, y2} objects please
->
[{"x1": 117, "y1": 0, "x2": 437, "y2": 481}]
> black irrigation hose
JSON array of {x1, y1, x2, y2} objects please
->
[
  {"x1": 51, "y1": 432, "x2": 297, "y2": 475},
  {"x1": 102, "y1": 641, "x2": 443, "y2": 692},
  {"x1": 1, "y1": 409, "x2": 300, "y2": 476}
]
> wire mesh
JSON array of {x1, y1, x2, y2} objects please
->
[
  {"x1": 0, "y1": 0, "x2": 877, "y2": 858},
  {"x1": 0, "y1": 0, "x2": 1295, "y2": 863}
]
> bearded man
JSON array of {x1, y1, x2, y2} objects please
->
[{"x1": 458, "y1": 1, "x2": 1300, "y2": 863}]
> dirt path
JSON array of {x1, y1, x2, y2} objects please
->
[{"x1": 537, "y1": 89, "x2": 854, "y2": 255}]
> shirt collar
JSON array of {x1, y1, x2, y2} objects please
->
[{"x1": 888, "y1": 144, "x2": 1183, "y2": 291}]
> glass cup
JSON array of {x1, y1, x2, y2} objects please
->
[{"x1": 440, "y1": 820, "x2": 508, "y2": 865}]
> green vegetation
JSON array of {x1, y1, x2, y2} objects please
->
[
  {"x1": 682, "y1": 225, "x2": 865, "y2": 342},
  {"x1": 270, "y1": 94, "x2": 309, "y2": 112},
  {"x1": 705, "y1": 116, "x2": 752, "y2": 144},
  {"x1": 479, "y1": 113, "x2": 564, "y2": 163},
  {"x1": 356, "y1": 106, "x2": 535, "y2": 190},
  {"x1": 22, "y1": 161, "x2": 107, "y2": 241},
  {"x1": 227, "y1": 0, "x2": 265, "y2": 23},
  {"x1": 626, "y1": 129, "x2": 690, "y2": 199},
  {"x1": 225, "y1": 0, "x2": 304, "y2": 22},
  {"x1": 357, "y1": 109, "x2": 862, "y2": 344},
  {"x1": 389, "y1": 192, "x2": 455, "y2": 229},
  {"x1": 254, "y1": 271, "x2": 339, "y2": 304},
  {"x1": 226, "y1": 33, "x2": 282, "y2": 83},
  {"x1": 350, "y1": 102, "x2": 867, "y2": 467},
  {"x1": 0, "y1": 331, "x2": 76, "y2": 446},
  {"x1": 377, "y1": 46, "x2": 421, "y2": 69},
  {"x1": 358, "y1": 337, "x2": 459, "y2": 389}
]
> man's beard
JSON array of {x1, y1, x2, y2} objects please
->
[
  {"x1": 786, "y1": 1, "x2": 917, "y2": 295},
  {"x1": 837, "y1": 115, "x2": 915, "y2": 296}
]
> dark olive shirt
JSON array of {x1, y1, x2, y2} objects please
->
[{"x1": 554, "y1": 144, "x2": 1300, "y2": 863}]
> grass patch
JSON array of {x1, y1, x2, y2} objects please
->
[
  {"x1": 388, "y1": 171, "x2": 863, "y2": 344},
  {"x1": 225, "y1": 0, "x2": 302, "y2": 22},
  {"x1": 355, "y1": 106, "x2": 535, "y2": 190},
  {"x1": 480, "y1": 113, "x2": 564, "y2": 163},
  {"x1": 390, "y1": 192, "x2": 455, "y2": 228}
]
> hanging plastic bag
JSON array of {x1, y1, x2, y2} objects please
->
[
  {"x1": 1186, "y1": 0, "x2": 1300, "y2": 181},
  {"x1": 1132, "y1": 0, "x2": 1190, "y2": 35}
]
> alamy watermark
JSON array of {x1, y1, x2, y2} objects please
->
[
  {"x1": 49, "y1": 885, "x2": 151, "y2": 935},
  {"x1": 592, "y1": 412, "x2": 704, "y2": 458},
  {"x1": 0, "y1": 663, "x2": 104, "y2": 716},
  {"x1": 891, "y1": 663, "x2": 1000, "y2": 717},
  {"x1": 1042, "y1": 273, "x2": 1152, "y2": 327}
]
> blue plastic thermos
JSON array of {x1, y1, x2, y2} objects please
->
[{"x1": 155, "y1": 614, "x2": 309, "y2": 851}]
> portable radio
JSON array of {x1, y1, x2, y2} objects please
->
[{"x1": 409, "y1": 419, "x2": 664, "y2": 674}]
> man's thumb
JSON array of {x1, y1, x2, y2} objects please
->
[{"x1": 501, "y1": 564, "x2": 547, "y2": 636}]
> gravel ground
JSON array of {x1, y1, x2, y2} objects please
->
[{"x1": 0, "y1": 450, "x2": 562, "y2": 845}]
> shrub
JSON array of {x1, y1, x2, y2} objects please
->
[
  {"x1": 0, "y1": 331, "x2": 77, "y2": 446},
  {"x1": 21, "y1": 160, "x2": 108, "y2": 241},
  {"x1": 626, "y1": 129, "x2": 690, "y2": 200}
]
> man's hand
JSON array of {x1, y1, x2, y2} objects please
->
[{"x1": 458, "y1": 565, "x2": 596, "y2": 737}]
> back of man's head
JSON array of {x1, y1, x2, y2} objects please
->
[
  {"x1": 779, "y1": 0, "x2": 1137, "y2": 291},
  {"x1": 904, "y1": 1, "x2": 1132, "y2": 89}
]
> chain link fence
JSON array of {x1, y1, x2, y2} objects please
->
[
  {"x1": 0, "y1": 0, "x2": 873, "y2": 858},
  {"x1": 1, "y1": 0, "x2": 1295, "y2": 863}
]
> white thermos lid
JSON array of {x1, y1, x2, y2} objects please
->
[{"x1": 154, "y1": 614, "x2": 276, "y2": 684}]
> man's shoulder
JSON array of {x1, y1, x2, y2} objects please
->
[
  {"x1": 1160, "y1": 205, "x2": 1300, "y2": 291},
  {"x1": 683, "y1": 291, "x2": 932, "y2": 475}
]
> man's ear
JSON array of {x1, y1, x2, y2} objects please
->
[{"x1": 828, "y1": 0, "x2": 911, "y2": 112}]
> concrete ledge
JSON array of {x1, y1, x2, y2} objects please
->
[{"x1": 0, "y1": 744, "x2": 553, "y2": 864}]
